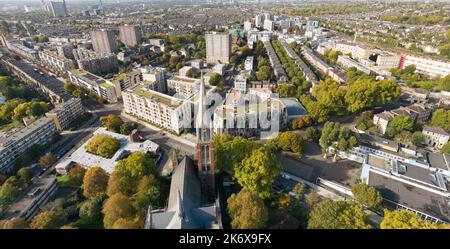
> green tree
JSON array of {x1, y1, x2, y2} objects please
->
[
  {"x1": 256, "y1": 66, "x2": 273, "y2": 81},
  {"x1": 82, "y1": 167, "x2": 109, "y2": 199},
  {"x1": 17, "y1": 167, "x2": 33, "y2": 183},
  {"x1": 102, "y1": 193, "x2": 136, "y2": 229},
  {"x1": 209, "y1": 73, "x2": 221, "y2": 86},
  {"x1": 312, "y1": 78, "x2": 346, "y2": 115},
  {"x1": 64, "y1": 82, "x2": 77, "y2": 94},
  {"x1": 431, "y1": 109, "x2": 450, "y2": 130},
  {"x1": 133, "y1": 175, "x2": 163, "y2": 214},
  {"x1": 79, "y1": 195, "x2": 104, "y2": 227},
  {"x1": 351, "y1": 183, "x2": 383, "y2": 211},
  {"x1": 108, "y1": 152, "x2": 157, "y2": 196},
  {"x1": 277, "y1": 83, "x2": 297, "y2": 97},
  {"x1": 86, "y1": 135, "x2": 120, "y2": 158},
  {"x1": 0, "y1": 180, "x2": 21, "y2": 205},
  {"x1": 380, "y1": 210, "x2": 445, "y2": 229},
  {"x1": 307, "y1": 199, "x2": 371, "y2": 229},
  {"x1": 119, "y1": 122, "x2": 138, "y2": 135},
  {"x1": 227, "y1": 190, "x2": 268, "y2": 229},
  {"x1": 412, "y1": 131, "x2": 425, "y2": 147},
  {"x1": 440, "y1": 142, "x2": 450, "y2": 155},
  {"x1": 277, "y1": 131, "x2": 304, "y2": 157},
  {"x1": 388, "y1": 115, "x2": 414, "y2": 133},
  {"x1": 234, "y1": 147, "x2": 281, "y2": 199}
]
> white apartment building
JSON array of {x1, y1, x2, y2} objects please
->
[
  {"x1": 243, "y1": 21, "x2": 253, "y2": 32},
  {"x1": 373, "y1": 111, "x2": 395, "y2": 134},
  {"x1": 140, "y1": 66, "x2": 166, "y2": 92},
  {"x1": 337, "y1": 55, "x2": 371, "y2": 75},
  {"x1": 422, "y1": 126, "x2": 450, "y2": 149},
  {"x1": 234, "y1": 74, "x2": 247, "y2": 93},
  {"x1": 68, "y1": 69, "x2": 120, "y2": 103},
  {"x1": 401, "y1": 55, "x2": 450, "y2": 78},
  {"x1": 122, "y1": 82, "x2": 192, "y2": 134},
  {"x1": 263, "y1": 19, "x2": 274, "y2": 32},
  {"x1": 38, "y1": 50, "x2": 75, "y2": 73},
  {"x1": 167, "y1": 76, "x2": 200, "y2": 99},
  {"x1": 335, "y1": 40, "x2": 372, "y2": 61},
  {"x1": 205, "y1": 32, "x2": 231, "y2": 64},
  {"x1": 375, "y1": 52, "x2": 401, "y2": 70},
  {"x1": 0, "y1": 117, "x2": 57, "y2": 173},
  {"x1": 244, "y1": 56, "x2": 254, "y2": 71},
  {"x1": 255, "y1": 14, "x2": 265, "y2": 28}
]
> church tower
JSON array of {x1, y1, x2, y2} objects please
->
[{"x1": 196, "y1": 73, "x2": 215, "y2": 194}]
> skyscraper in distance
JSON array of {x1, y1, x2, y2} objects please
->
[
  {"x1": 119, "y1": 25, "x2": 142, "y2": 47},
  {"x1": 205, "y1": 32, "x2": 231, "y2": 64},
  {"x1": 90, "y1": 29, "x2": 117, "y2": 54}
]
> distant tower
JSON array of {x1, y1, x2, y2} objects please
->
[
  {"x1": 354, "y1": 31, "x2": 358, "y2": 43},
  {"x1": 195, "y1": 73, "x2": 215, "y2": 194}
]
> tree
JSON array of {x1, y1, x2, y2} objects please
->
[
  {"x1": 67, "y1": 164, "x2": 86, "y2": 187},
  {"x1": 213, "y1": 135, "x2": 261, "y2": 174},
  {"x1": 17, "y1": 167, "x2": 33, "y2": 183},
  {"x1": 388, "y1": 115, "x2": 414, "y2": 133},
  {"x1": 380, "y1": 210, "x2": 445, "y2": 229},
  {"x1": 119, "y1": 122, "x2": 138, "y2": 135},
  {"x1": 431, "y1": 109, "x2": 450, "y2": 130},
  {"x1": 234, "y1": 147, "x2": 281, "y2": 199},
  {"x1": 79, "y1": 195, "x2": 104, "y2": 226},
  {"x1": 256, "y1": 66, "x2": 273, "y2": 81},
  {"x1": 293, "y1": 182, "x2": 305, "y2": 199},
  {"x1": 0, "y1": 217, "x2": 28, "y2": 229},
  {"x1": 209, "y1": 73, "x2": 221, "y2": 86},
  {"x1": 305, "y1": 191, "x2": 318, "y2": 208},
  {"x1": 108, "y1": 152, "x2": 157, "y2": 196},
  {"x1": 112, "y1": 218, "x2": 142, "y2": 229},
  {"x1": 29, "y1": 210, "x2": 66, "y2": 229},
  {"x1": 82, "y1": 167, "x2": 109, "y2": 199},
  {"x1": 227, "y1": 190, "x2": 268, "y2": 229},
  {"x1": 86, "y1": 135, "x2": 120, "y2": 158},
  {"x1": 441, "y1": 142, "x2": 450, "y2": 155},
  {"x1": 38, "y1": 153, "x2": 56, "y2": 168},
  {"x1": 100, "y1": 115, "x2": 124, "y2": 133},
  {"x1": 411, "y1": 131, "x2": 425, "y2": 147},
  {"x1": 102, "y1": 193, "x2": 136, "y2": 229},
  {"x1": 230, "y1": 55, "x2": 238, "y2": 64},
  {"x1": 277, "y1": 83, "x2": 296, "y2": 97},
  {"x1": 277, "y1": 131, "x2": 305, "y2": 157},
  {"x1": 0, "y1": 179, "x2": 21, "y2": 204},
  {"x1": 312, "y1": 78, "x2": 346, "y2": 115},
  {"x1": 133, "y1": 175, "x2": 163, "y2": 214},
  {"x1": 307, "y1": 199, "x2": 371, "y2": 229},
  {"x1": 351, "y1": 183, "x2": 383, "y2": 211},
  {"x1": 292, "y1": 116, "x2": 312, "y2": 129},
  {"x1": 64, "y1": 82, "x2": 77, "y2": 94}
]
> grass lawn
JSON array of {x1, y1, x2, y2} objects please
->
[
  {"x1": 56, "y1": 175, "x2": 70, "y2": 187},
  {"x1": 0, "y1": 120, "x2": 22, "y2": 131}
]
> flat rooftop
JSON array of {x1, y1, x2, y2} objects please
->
[
  {"x1": 368, "y1": 170, "x2": 450, "y2": 222},
  {"x1": 55, "y1": 127, "x2": 159, "y2": 174},
  {"x1": 168, "y1": 76, "x2": 199, "y2": 84},
  {"x1": 131, "y1": 83, "x2": 183, "y2": 108},
  {"x1": 367, "y1": 154, "x2": 391, "y2": 171}
]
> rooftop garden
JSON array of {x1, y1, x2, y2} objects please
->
[{"x1": 86, "y1": 134, "x2": 120, "y2": 159}]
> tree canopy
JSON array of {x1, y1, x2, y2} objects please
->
[
  {"x1": 82, "y1": 167, "x2": 109, "y2": 199},
  {"x1": 380, "y1": 210, "x2": 447, "y2": 229},
  {"x1": 307, "y1": 199, "x2": 371, "y2": 229},
  {"x1": 351, "y1": 183, "x2": 383, "y2": 211},
  {"x1": 227, "y1": 190, "x2": 268, "y2": 229},
  {"x1": 86, "y1": 135, "x2": 120, "y2": 159}
]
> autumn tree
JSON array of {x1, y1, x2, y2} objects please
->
[
  {"x1": 234, "y1": 147, "x2": 281, "y2": 199},
  {"x1": 307, "y1": 199, "x2": 371, "y2": 229},
  {"x1": 79, "y1": 195, "x2": 104, "y2": 227},
  {"x1": 86, "y1": 135, "x2": 120, "y2": 158},
  {"x1": 67, "y1": 164, "x2": 86, "y2": 187},
  {"x1": 29, "y1": 210, "x2": 66, "y2": 229},
  {"x1": 38, "y1": 153, "x2": 56, "y2": 168},
  {"x1": 102, "y1": 193, "x2": 136, "y2": 229},
  {"x1": 227, "y1": 190, "x2": 268, "y2": 229},
  {"x1": 388, "y1": 115, "x2": 414, "y2": 133},
  {"x1": 431, "y1": 109, "x2": 450, "y2": 130},
  {"x1": 276, "y1": 131, "x2": 305, "y2": 157},
  {"x1": 351, "y1": 183, "x2": 383, "y2": 211},
  {"x1": 133, "y1": 175, "x2": 164, "y2": 215},
  {"x1": 0, "y1": 217, "x2": 28, "y2": 229},
  {"x1": 100, "y1": 114, "x2": 124, "y2": 133},
  {"x1": 380, "y1": 210, "x2": 446, "y2": 229},
  {"x1": 82, "y1": 167, "x2": 109, "y2": 199},
  {"x1": 111, "y1": 218, "x2": 142, "y2": 229},
  {"x1": 293, "y1": 182, "x2": 306, "y2": 199}
]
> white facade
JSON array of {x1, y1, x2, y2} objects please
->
[
  {"x1": 402, "y1": 55, "x2": 450, "y2": 78},
  {"x1": 263, "y1": 19, "x2": 274, "y2": 32},
  {"x1": 422, "y1": 126, "x2": 450, "y2": 149},
  {"x1": 244, "y1": 56, "x2": 254, "y2": 71},
  {"x1": 38, "y1": 50, "x2": 75, "y2": 73},
  {"x1": 335, "y1": 40, "x2": 372, "y2": 60}
]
